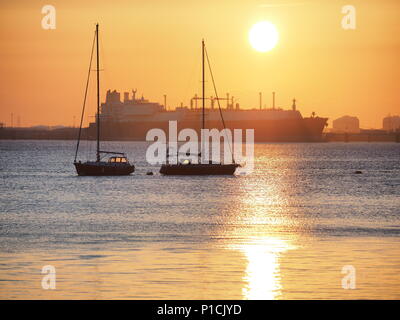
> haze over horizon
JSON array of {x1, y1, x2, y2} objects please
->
[{"x1": 1, "y1": 0, "x2": 399, "y2": 128}]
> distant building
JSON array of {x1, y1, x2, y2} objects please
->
[
  {"x1": 383, "y1": 115, "x2": 400, "y2": 132},
  {"x1": 332, "y1": 115, "x2": 360, "y2": 133}
]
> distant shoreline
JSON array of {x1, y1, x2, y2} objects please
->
[{"x1": 0, "y1": 127, "x2": 399, "y2": 142}]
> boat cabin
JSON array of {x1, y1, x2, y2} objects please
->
[{"x1": 108, "y1": 156, "x2": 128, "y2": 163}]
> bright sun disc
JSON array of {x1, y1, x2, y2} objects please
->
[{"x1": 249, "y1": 21, "x2": 279, "y2": 52}]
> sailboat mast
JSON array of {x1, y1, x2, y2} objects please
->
[
  {"x1": 202, "y1": 39, "x2": 205, "y2": 131},
  {"x1": 200, "y1": 39, "x2": 205, "y2": 162},
  {"x1": 96, "y1": 23, "x2": 100, "y2": 162}
]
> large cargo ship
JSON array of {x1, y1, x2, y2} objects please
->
[{"x1": 88, "y1": 89, "x2": 328, "y2": 142}]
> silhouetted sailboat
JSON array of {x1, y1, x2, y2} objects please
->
[
  {"x1": 160, "y1": 40, "x2": 240, "y2": 175},
  {"x1": 74, "y1": 24, "x2": 135, "y2": 176}
]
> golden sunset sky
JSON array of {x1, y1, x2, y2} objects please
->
[{"x1": 0, "y1": 0, "x2": 399, "y2": 128}]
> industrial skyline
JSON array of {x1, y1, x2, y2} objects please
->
[{"x1": 1, "y1": 90, "x2": 398, "y2": 131}]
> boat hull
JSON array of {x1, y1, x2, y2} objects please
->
[
  {"x1": 160, "y1": 163, "x2": 239, "y2": 175},
  {"x1": 89, "y1": 117, "x2": 328, "y2": 142},
  {"x1": 74, "y1": 161, "x2": 135, "y2": 176}
]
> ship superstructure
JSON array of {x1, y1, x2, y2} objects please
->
[{"x1": 90, "y1": 89, "x2": 328, "y2": 142}]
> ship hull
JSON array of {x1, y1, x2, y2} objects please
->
[
  {"x1": 160, "y1": 163, "x2": 239, "y2": 175},
  {"x1": 89, "y1": 117, "x2": 328, "y2": 142},
  {"x1": 74, "y1": 161, "x2": 135, "y2": 176}
]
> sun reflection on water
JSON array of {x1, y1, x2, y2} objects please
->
[
  {"x1": 240, "y1": 237, "x2": 291, "y2": 299},
  {"x1": 224, "y1": 162, "x2": 298, "y2": 300}
]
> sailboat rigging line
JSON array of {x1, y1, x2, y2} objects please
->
[
  {"x1": 96, "y1": 24, "x2": 100, "y2": 162},
  {"x1": 74, "y1": 31, "x2": 96, "y2": 162},
  {"x1": 204, "y1": 45, "x2": 235, "y2": 164}
]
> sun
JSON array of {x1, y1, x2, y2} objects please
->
[{"x1": 249, "y1": 21, "x2": 279, "y2": 52}]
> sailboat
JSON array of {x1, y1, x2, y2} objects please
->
[
  {"x1": 159, "y1": 40, "x2": 240, "y2": 175},
  {"x1": 73, "y1": 24, "x2": 135, "y2": 176}
]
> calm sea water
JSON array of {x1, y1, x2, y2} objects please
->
[{"x1": 0, "y1": 140, "x2": 399, "y2": 299}]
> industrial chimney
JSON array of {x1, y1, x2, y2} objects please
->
[
  {"x1": 124, "y1": 92, "x2": 129, "y2": 103},
  {"x1": 272, "y1": 92, "x2": 275, "y2": 109}
]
